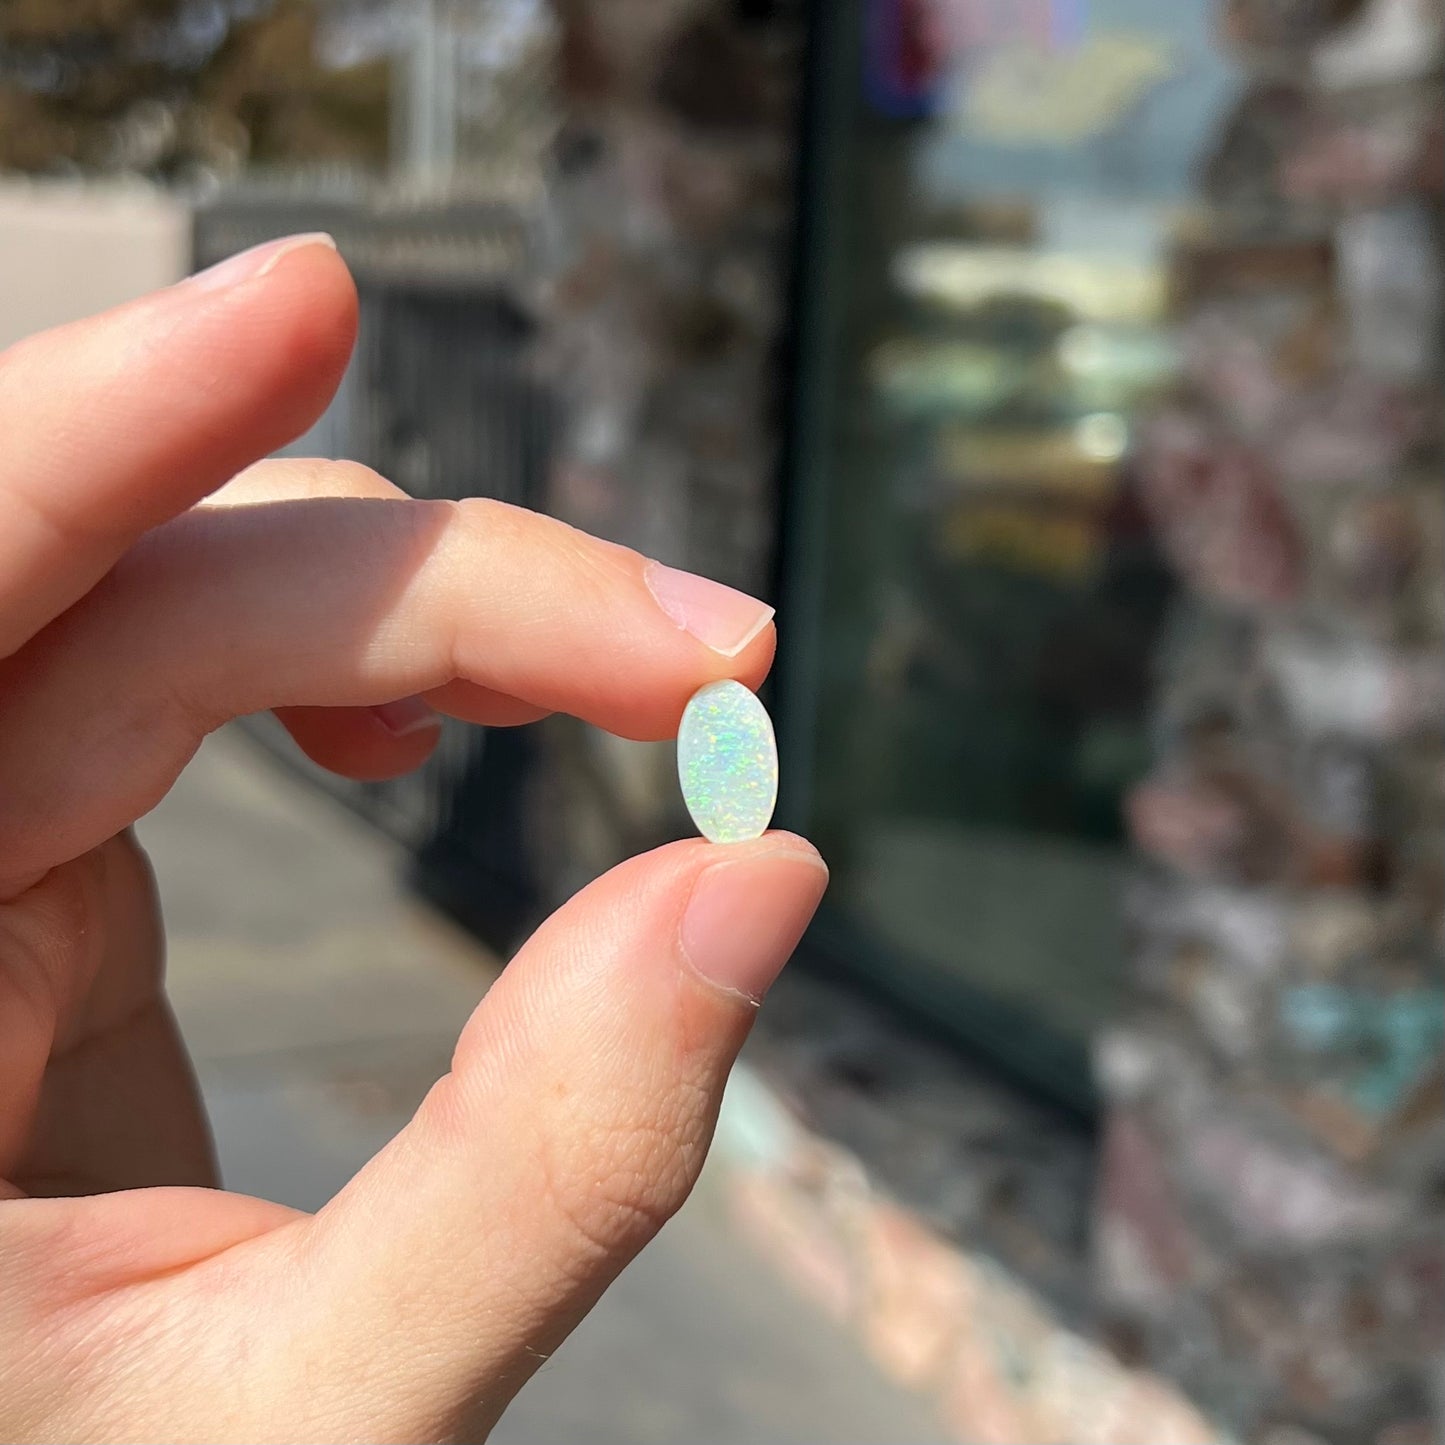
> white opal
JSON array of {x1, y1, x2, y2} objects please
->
[{"x1": 677, "y1": 680, "x2": 778, "y2": 844}]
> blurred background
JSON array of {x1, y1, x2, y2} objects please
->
[{"x1": 2, "y1": 1, "x2": 1443, "y2": 1441}]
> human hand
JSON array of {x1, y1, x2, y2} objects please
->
[{"x1": 0, "y1": 235, "x2": 827, "y2": 1442}]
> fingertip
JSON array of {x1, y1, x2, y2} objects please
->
[
  {"x1": 611, "y1": 831, "x2": 825, "y2": 886},
  {"x1": 678, "y1": 842, "x2": 827, "y2": 1002},
  {"x1": 234, "y1": 242, "x2": 359, "y2": 427},
  {"x1": 562, "y1": 831, "x2": 826, "y2": 1006},
  {"x1": 276, "y1": 238, "x2": 360, "y2": 347},
  {"x1": 755, "y1": 830, "x2": 827, "y2": 870},
  {"x1": 728, "y1": 618, "x2": 777, "y2": 694},
  {"x1": 274, "y1": 703, "x2": 442, "y2": 783},
  {"x1": 642, "y1": 560, "x2": 776, "y2": 660},
  {"x1": 612, "y1": 622, "x2": 776, "y2": 742},
  {"x1": 369, "y1": 696, "x2": 444, "y2": 740}
]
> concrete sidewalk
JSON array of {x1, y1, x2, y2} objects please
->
[{"x1": 142, "y1": 728, "x2": 942, "y2": 1445}]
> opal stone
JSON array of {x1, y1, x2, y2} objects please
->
[{"x1": 677, "y1": 680, "x2": 778, "y2": 844}]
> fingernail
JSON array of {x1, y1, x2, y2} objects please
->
[
  {"x1": 370, "y1": 696, "x2": 442, "y2": 739},
  {"x1": 644, "y1": 561, "x2": 775, "y2": 658},
  {"x1": 680, "y1": 844, "x2": 828, "y2": 1002},
  {"x1": 187, "y1": 232, "x2": 337, "y2": 294}
]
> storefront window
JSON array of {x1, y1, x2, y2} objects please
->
[{"x1": 783, "y1": 0, "x2": 1240, "y2": 1102}]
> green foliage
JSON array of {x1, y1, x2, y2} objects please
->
[{"x1": 0, "y1": 0, "x2": 389, "y2": 175}]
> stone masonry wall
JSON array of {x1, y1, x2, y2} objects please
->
[{"x1": 1096, "y1": 3, "x2": 1445, "y2": 1441}]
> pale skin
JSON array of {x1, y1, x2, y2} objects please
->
[{"x1": 0, "y1": 235, "x2": 828, "y2": 1442}]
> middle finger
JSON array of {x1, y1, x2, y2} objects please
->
[
  {"x1": 0, "y1": 473, "x2": 775, "y2": 883},
  {"x1": 210, "y1": 458, "x2": 550, "y2": 780}
]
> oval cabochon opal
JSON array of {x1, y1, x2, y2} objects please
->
[{"x1": 677, "y1": 680, "x2": 778, "y2": 844}]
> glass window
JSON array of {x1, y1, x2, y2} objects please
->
[{"x1": 783, "y1": 0, "x2": 1241, "y2": 1102}]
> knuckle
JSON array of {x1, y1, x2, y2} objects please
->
[
  {"x1": 0, "y1": 853, "x2": 107, "y2": 1037},
  {"x1": 538, "y1": 1103, "x2": 708, "y2": 1268},
  {"x1": 446, "y1": 497, "x2": 634, "y2": 613},
  {"x1": 450, "y1": 495, "x2": 598, "y2": 559},
  {"x1": 126, "y1": 659, "x2": 224, "y2": 749},
  {"x1": 223, "y1": 456, "x2": 401, "y2": 503},
  {"x1": 291, "y1": 457, "x2": 393, "y2": 498},
  {"x1": 450, "y1": 494, "x2": 527, "y2": 546}
]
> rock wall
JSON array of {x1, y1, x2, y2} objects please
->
[{"x1": 1095, "y1": 3, "x2": 1445, "y2": 1441}]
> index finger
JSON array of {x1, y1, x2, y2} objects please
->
[{"x1": 0, "y1": 234, "x2": 356, "y2": 658}]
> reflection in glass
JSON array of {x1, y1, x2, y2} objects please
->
[{"x1": 800, "y1": 0, "x2": 1260, "y2": 1094}]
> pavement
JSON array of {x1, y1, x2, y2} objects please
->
[{"x1": 141, "y1": 727, "x2": 943, "y2": 1445}]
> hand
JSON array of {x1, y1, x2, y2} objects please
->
[{"x1": 0, "y1": 235, "x2": 827, "y2": 1443}]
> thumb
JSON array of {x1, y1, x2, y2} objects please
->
[{"x1": 277, "y1": 834, "x2": 826, "y2": 1441}]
